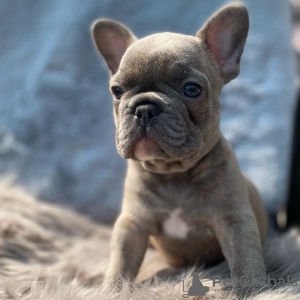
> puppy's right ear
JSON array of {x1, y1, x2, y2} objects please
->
[{"x1": 92, "y1": 19, "x2": 137, "y2": 75}]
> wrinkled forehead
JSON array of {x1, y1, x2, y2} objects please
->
[{"x1": 112, "y1": 33, "x2": 210, "y2": 85}]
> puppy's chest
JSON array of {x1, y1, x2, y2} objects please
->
[
  {"x1": 138, "y1": 176, "x2": 217, "y2": 239},
  {"x1": 160, "y1": 208, "x2": 214, "y2": 240}
]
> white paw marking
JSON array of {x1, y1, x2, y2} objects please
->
[{"x1": 163, "y1": 209, "x2": 189, "y2": 239}]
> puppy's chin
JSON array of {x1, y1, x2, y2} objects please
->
[
  {"x1": 133, "y1": 138, "x2": 167, "y2": 161},
  {"x1": 130, "y1": 137, "x2": 205, "y2": 174}
]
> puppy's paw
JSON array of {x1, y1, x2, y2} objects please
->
[
  {"x1": 233, "y1": 274, "x2": 266, "y2": 298},
  {"x1": 102, "y1": 277, "x2": 144, "y2": 294},
  {"x1": 102, "y1": 277, "x2": 125, "y2": 293}
]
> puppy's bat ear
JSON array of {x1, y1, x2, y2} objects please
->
[
  {"x1": 92, "y1": 19, "x2": 137, "y2": 75},
  {"x1": 196, "y1": 3, "x2": 249, "y2": 84}
]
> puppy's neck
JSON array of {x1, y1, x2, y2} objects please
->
[{"x1": 129, "y1": 129, "x2": 222, "y2": 175}]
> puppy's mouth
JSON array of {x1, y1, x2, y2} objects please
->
[{"x1": 133, "y1": 137, "x2": 168, "y2": 161}]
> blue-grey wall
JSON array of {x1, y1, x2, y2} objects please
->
[{"x1": 0, "y1": 0, "x2": 297, "y2": 223}]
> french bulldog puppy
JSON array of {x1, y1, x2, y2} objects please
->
[{"x1": 92, "y1": 3, "x2": 268, "y2": 295}]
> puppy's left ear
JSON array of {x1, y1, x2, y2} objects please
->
[
  {"x1": 92, "y1": 19, "x2": 137, "y2": 75},
  {"x1": 196, "y1": 3, "x2": 249, "y2": 84}
]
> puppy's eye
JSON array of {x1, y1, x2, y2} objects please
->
[
  {"x1": 112, "y1": 87, "x2": 123, "y2": 100},
  {"x1": 183, "y1": 84, "x2": 202, "y2": 98}
]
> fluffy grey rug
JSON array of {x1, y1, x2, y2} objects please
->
[{"x1": 0, "y1": 182, "x2": 299, "y2": 300}]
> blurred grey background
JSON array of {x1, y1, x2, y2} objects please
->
[{"x1": 0, "y1": 0, "x2": 297, "y2": 223}]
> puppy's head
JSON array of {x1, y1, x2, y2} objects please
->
[{"x1": 92, "y1": 3, "x2": 249, "y2": 173}]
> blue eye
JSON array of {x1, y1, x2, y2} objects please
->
[
  {"x1": 112, "y1": 87, "x2": 123, "y2": 100},
  {"x1": 183, "y1": 84, "x2": 202, "y2": 98}
]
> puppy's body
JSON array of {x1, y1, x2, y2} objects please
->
[
  {"x1": 109, "y1": 135, "x2": 267, "y2": 279},
  {"x1": 122, "y1": 135, "x2": 267, "y2": 266},
  {"x1": 92, "y1": 3, "x2": 268, "y2": 295}
]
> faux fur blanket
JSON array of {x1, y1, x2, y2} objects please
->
[{"x1": 0, "y1": 182, "x2": 299, "y2": 300}]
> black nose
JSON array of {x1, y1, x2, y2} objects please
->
[{"x1": 134, "y1": 102, "x2": 160, "y2": 126}]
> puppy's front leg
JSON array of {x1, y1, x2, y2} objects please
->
[
  {"x1": 104, "y1": 214, "x2": 149, "y2": 287},
  {"x1": 214, "y1": 208, "x2": 266, "y2": 295}
]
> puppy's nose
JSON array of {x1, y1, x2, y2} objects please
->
[{"x1": 134, "y1": 102, "x2": 160, "y2": 126}]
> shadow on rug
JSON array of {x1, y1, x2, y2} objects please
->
[{"x1": 0, "y1": 182, "x2": 299, "y2": 299}]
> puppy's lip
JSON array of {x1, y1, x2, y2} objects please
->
[{"x1": 133, "y1": 138, "x2": 166, "y2": 161}]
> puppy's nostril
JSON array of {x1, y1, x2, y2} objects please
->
[{"x1": 136, "y1": 110, "x2": 143, "y2": 119}]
